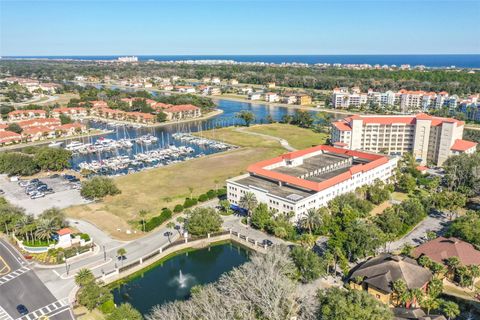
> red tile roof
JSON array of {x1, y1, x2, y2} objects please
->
[
  {"x1": 416, "y1": 165, "x2": 428, "y2": 172},
  {"x1": 0, "y1": 131, "x2": 22, "y2": 142},
  {"x1": 413, "y1": 237, "x2": 480, "y2": 266},
  {"x1": 450, "y1": 139, "x2": 477, "y2": 152},
  {"x1": 332, "y1": 121, "x2": 352, "y2": 131},
  {"x1": 18, "y1": 118, "x2": 61, "y2": 128},
  {"x1": 165, "y1": 104, "x2": 200, "y2": 113},
  {"x1": 338, "y1": 113, "x2": 464, "y2": 127},
  {"x1": 57, "y1": 228, "x2": 73, "y2": 236},
  {"x1": 247, "y1": 145, "x2": 389, "y2": 192},
  {"x1": 8, "y1": 109, "x2": 46, "y2": 116}
]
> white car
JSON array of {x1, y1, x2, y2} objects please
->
[{"x1": 30, "y1": 192, "x2": 45, "y2": 199}]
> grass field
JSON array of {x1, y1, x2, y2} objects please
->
[
  {"x1": 243, "y1": 123, "x2": 328, "y2": 149},
  {"x1": 65, "y1": 124, "x2": 321, "y2": 239},
  {"x1": 46, "y1": 93, "x2": 79, "y2": 106}
]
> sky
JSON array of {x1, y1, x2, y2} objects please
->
[{"x1": 0, "y1": 0, "x2": 479, "y2": 56}]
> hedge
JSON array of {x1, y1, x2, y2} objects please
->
[
  {"x1": 198, "y1": 194, "x2": 208, "y2": 202},
  {"x1": 144, "y1": 209, "x2": 173, "y2": 232},
  {"x1": 183, "y1": 198, "x2": 198, "y2": 208},
  {"x1": 174, "y1": 204, "x2": 184, "y2": 213}
]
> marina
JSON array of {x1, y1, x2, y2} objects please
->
[{"x1": 66, "y1": 99, "x2": 344, "y2": 176}]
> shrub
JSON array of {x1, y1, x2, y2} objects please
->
[
  {"x1": 183, "y1": 198, "x2": 198, "y2": 208},
  {"x1": 198, "y1": 194, "x2": 208, "y2": 202},
  {"x1": 174, "y1": 204, "x2": 184, "y2": 213},
  {"x1": 79, "y1": 233, "x2": 91, "y2": 242},
  {"x1": 144, "y1": 208, "x2": 173, "y2": 232},
  {"x1": 216, "y1": 188, "x2": 227, "y2": 197},
  {"x1": 206, "y1": 190, "x2": 216, "y2": 199},
  {"x1": 99, "y1": 300, "x2": 115, "y2": 314}
]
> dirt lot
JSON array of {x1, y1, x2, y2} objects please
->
[{"x1": 0, "y1": 175, "x2": 90, "y2": 216}]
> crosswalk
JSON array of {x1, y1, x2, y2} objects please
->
[
  {"x1": 0, "y1": 306, "x2": 14, "y2": 320},
  {"x1": 16, "y1": 299, "x2": 70, "y2": 320},
  {"x1": 0, "y1": 267, "x2": 30, "y2": 286}
]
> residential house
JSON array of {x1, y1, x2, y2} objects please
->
[
  {"x1": 229, "y1": 79, "x2": 239, "y2": 85},
  {"x1": 296, "y1": 94, "x2": 312, "y2": 105},
  {"x1": 51, "y1": 107, "x2": 87, "y2": 119},
  {"x1": 175, "y1": 86, "x2": 196, "y2": 93},
  {"x1": 282, "y1": 94, "x2": 297, "y2": 105},
  {"x1": 0, "y1": 131, "x2": 22, "y2": 146},
  {"x1": 18, "y1": 118, "x2": 61, "y2": 129},
  {"x1": 265, "y1": 92, "x2": 279, "y2": 103},
  {"x1": 248, "y1": 92, "x2": 263, "y2": 101},
  {"x1": 164, "y1": 105, "x2": 201, "y2": 121},
  {"x1": 412, "y1": 237, "x2": 480, "y2": 267},
  {"x1": 267, "y1": 82, "x2": 276, "y2": 89},
  {"x1": 8, "y1": 110, "x2": 47, "y2": 122},
  {"x1": 349, "y1": 254, "x2": 432, "y2": 307}
]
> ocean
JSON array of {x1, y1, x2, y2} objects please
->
[{"x1": 3, "y1": 54, "x2": 480, "y2": 68}]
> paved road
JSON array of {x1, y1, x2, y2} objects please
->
[
  {"x1": 389, "y1": 211, "x2": 450, "y2": 252},
  {"x1": 0, "y1": 238, "x2": 74, "y2": 320}
]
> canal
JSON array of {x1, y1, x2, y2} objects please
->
[{"x1": 111, "y1": 242, "x2": 250, "y2": 315}]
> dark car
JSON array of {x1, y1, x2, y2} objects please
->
[
  {"x1": 44, "y1": 188, "x2": 54, "y2": 194},
  {"x1": 64, "y1": 174, "x2": 76, "y2": 181},
  {"x1": 16, "y1": 304, "x2": 28, "y2": 315},
  {"x1": 50, "y1": 174, "x2": 60, "y2": 178},
  {"x1": 37, "y1": 185, "x2": 48, "y2": 191}
]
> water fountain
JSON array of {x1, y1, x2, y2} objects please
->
[{"x1": 177, "y1": 270, "x2": 187, "y2": 288}]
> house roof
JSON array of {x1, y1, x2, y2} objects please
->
[
  {"x1": 0, "y1": 131, "x2": 22, "y2": 141},
  {"x1": 57, "y1": 228, "x2": 73, "y2": 236},
  {"x1": 332, "y1": 121, "x2": 352, "y2": 131},
  {"x1": 412, "y1": 237, "x2": 480, "y2": 266},
  {"x1": 350, "y1": 254, "x2": 432, "y2": 293},
  {"x1": 9, "y1": 109, "x2": 46, "y2": 116},
  {"x1": 165, "y1": 104, "x2": 200, "y2": 113},
  {"x1": 338, "y1": 113, "x2": 464, "y2": 127},
  {"x1": 18, "y1": 118, "x2": 61, "y2": 128},
  {"x1": 450, "y1": 139, "x2": 477, "y2": 152},
  {"x1": 416, "y1": 165, "x2": 428, "y2": 172}
]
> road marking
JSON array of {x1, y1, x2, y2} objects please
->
[
  {"x1": 16, "y1": 299, "x2": 69, "y2": 320},
  {"x1": 0, "y1": 255, "x2": 11, "y2": 276},
  {"x1": 0, "y1": 241, "x2": 24, "y2": 264},
  {"x1": 0, "y1": 305, "x2": 14, "y2": 320},
  {"x1": 0, "y1": 266, "x2": 30, "y2": 286}
]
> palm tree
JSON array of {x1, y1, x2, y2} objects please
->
[
  {"x1": 75, "y1": 268, "x2": 94, "y2": 287},
  {"x1": 421, "y1": 296, "x2": 440, "y2": 315},
  {"x1": 239, "y1": 192, "x2": 258, "y2": 221},
  {"x1": 15, "y1": 215, "x2": 33, "y2": 242},
  {"x1": 392, "y1": 279, "x2": 408, "y2": 306},
  {"x1": 469, "y1": 265, "x2": 480, "y2": 290},
  {"x1": 445, "y1": 257, "x2": 460, "y2": 280},
  {"x1": 408, "y1": 288, "x2": 424, "y2": 308},
  {"x1": 300, "y1": 209, "x2": 322, "y2": 234},
  {"x1": 188, "y1": 187, "x2": 194, "y2": 199},
  {"x1": 138, "y1": 210, "x2": 148, "y2": 232},
  {"x1": 441, "y1": 300, "x2": 460, "y2": 320},
  {"x1": 35, "y1": 218, "x2": 56, "y2": 244}
]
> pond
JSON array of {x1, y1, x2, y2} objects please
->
[{"x1": 111, "y1": 242, "x2": 250, "y2": 315}]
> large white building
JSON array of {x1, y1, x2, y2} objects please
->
[
  {"x1": 332, "y1": 87, "x2": 368, "y2": 108},
  {"x1": 227, "y1": 145, "x2": 398, "y2": 221},
  {"x1": 331, "y1": 113, "x2": 477, "y2": 166}
]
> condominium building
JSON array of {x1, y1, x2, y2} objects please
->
[
  {"x1": 331, "y1": 113, "x2": 477, "y2": 166},
  {"x1": 227, "y1": 145, "x2": 398, "y2": 221},
  {"x1": 332, "y1": 87, "x2": 368, "y2": 108}
]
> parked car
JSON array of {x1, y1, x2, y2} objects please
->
[
  {"x1": 63, "y1": 174, "x2": 76, "y2": 181},
  {"x1": 19, "y1": 180, "x2": 30, "y2": 187},
  {"x1": 30, "y1": 192, "x2": 45, "y2": 199},
  {"x1": 0, "y1": 189, "x2": 4, "y2": 195},
  {"x1": 43, "y1": 188, "x2": 54, "y2": 195},
  {"x1": 37, "y1": 185, "x2": 48, "y2": 191},
  {"x1": 16, "y1": 304, "x2": 28, "y2": 316},
  {"x1": 50, "y1": 174, "x2": 60, "y2": 178}
]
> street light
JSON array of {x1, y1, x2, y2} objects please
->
[{"x1": 103, "y1": 245, "x2": 106, "y2": 262}]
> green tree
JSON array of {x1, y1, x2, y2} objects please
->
[
  {"x1": 316, "y1": 288, "x2": 394, "y2": 320},
  {"x1": 290, "y1": 246, "x2": 325, "y2": 283},
  {"x1": 440, "y1": 300, "x2": 460, "y2": 320},
  {"x1": 446, "y1": 210, "x2": 480, "y2": 246},
  {"x1": 75, "y1": 268, "x2": 95, "y2": 287},
  {"x1": 35, "y1": 218, "x2": 56, "y2": 243},
  {"x1": 239, "y1": 191, "x2": 258, "y2": 220},
  {"x1": 433, "y1": 191, "x2": 467, "y2": 220},
  {"x1": 59, "y1": 113, "x2": 73, "y2": 125},
  {"x1": 117, "y1": 248, "x2": 127, "y2": 259},
  {"x1": 7, "y1": 123, "x2": 22, "y2": 134},
  {"x1": 392, "y1": 279, "x2": 408, "y2": 307},
  {"x1": 250, "y1": 203, "x2": 272, "y2": 230},
  {"x1": 78, "y1": 281, "x2": 113, "y2": 311},
  {"x1": 299, "y1": 209, "x2": 322, "y2": 234},
  {"x1": 421, "y1": 295, "x2": 440, "y2": 315},
  {"x1": 80, "y1": 177, "x2": 121, "y2": 200},
  {"x1": 138, "y1": 210, "x2": 148, "y2": 232},
  {"x1": 397, "y1": 172, "x2": 417, "y2": 193},
  {"x1": 235, "y1": 110, "x2": 255, "y2": 126},
  {"x1": 186, "y1": 207, "x2": 222, "y2": 236},
  {"x1": 33, "y1": 147, "x2": 72, "y2": 171},
  {"x1": 106, "y1": 303, "x2": 142, "y2": 320},
  {"x1": 156, "y1": 111, "x2": 167, "y2": 123}
]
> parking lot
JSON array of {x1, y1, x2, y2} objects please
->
[{"x1": 0, "y1": 174, "x2": 90, "y2": 217}]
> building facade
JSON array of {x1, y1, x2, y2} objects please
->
[
  {"x1": 227, "y1": 145, "x2": 398, "y2": 221},
  {"x1": 331, "y1": 113, "x2": 477, "y2": 166}
]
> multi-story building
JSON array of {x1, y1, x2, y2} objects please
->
[
  {"x1": 332, "y1": 87, "x2": 368, "y2": 108},
  {"x1": 331, "y1": 113, "x2": 477, "y2": 166},
  {"x1": 265, "y1": 92, "x2": 279, "y2": 102},
  {"x1": 296, "y1": 94, "x2": 312, "y2": 105},
  {"x1": 367, "y1": 90, "x2": 396, "y2": 107},
  {"x1": 51, "y1": 107, "x2": 88, "y2": 119},
  {"x1": 227, "y1": 145, "x2": 398, "y2": 221}
]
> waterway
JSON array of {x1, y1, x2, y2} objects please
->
[
  {"x1": 69, "y1": 98, "x2": 346, "y2": 175},
  {"x1": 111, "y1": 242, "x2": 250, "y2": 315}
]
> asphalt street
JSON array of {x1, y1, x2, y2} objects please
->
[{"x1": 0, "y1": 238, "x2": 74, "y2": 320}]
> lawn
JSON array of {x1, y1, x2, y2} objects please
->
[
  {"x1": 64, "y1": 124, "x2": 327, "y2": 240},
  {"x1": 243, "y1": 123, "x2": 329, "y2": 150}
]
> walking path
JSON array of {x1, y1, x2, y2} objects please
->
[{"x1": 234, "y1": 127, "x2": 297, "y2": 152}]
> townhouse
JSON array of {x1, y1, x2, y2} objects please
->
[{"x1": 8, "y1": 110, "x2": 47, "y2": 122}]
